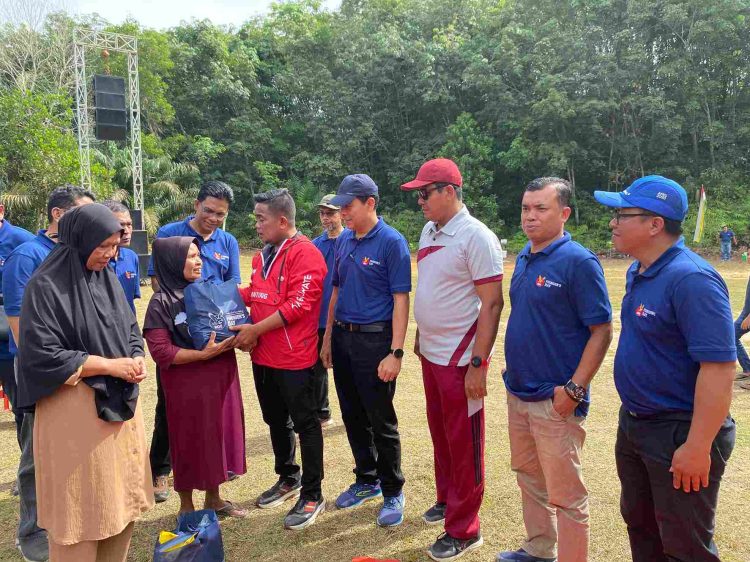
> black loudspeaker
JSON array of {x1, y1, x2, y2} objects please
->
[{"x1": 93, "y1": 75, "x2": 127, "y2": 141}]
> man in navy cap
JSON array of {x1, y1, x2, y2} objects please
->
[
  {"x1": 595, "y1": 176, "x2": 736, "y2": 562},
  {"x1": 320, "y1": 174, "x2": 412, "y2": 527}
]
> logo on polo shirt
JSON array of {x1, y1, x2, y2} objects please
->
[
  {"x1": 125, "y1": 270, "x2": 136, "y2": 279},
  {"x1": 213, "y1": 251, "x2": 229, "y2": 261},
  {"x1": 635, "y1": 303, "x2": 656, "y2": 318},
  {"x1": 361, "y1": 257, "x2": 381, "y2": 266},
  {"x1": 535, "y1": 275, "x2": 561, "y2": 289}
]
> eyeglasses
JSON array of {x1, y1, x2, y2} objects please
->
[
  {"x1": 612, "y1": 210, "x2": 655, "y2": 224},
  {"x1": 416, "y1": 186, "x2": 447, "y2": 200},
  {"x1": 200, "y1": 205, "x2": 228, "y2": 220}
]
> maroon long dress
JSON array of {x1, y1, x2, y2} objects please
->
[{"x1": 145, "y1": 328, "x2": 246, "y2": 491}]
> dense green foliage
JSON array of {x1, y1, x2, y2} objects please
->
[{"x1": 2, "y1": 0, "x2": 750, "y2": 250}]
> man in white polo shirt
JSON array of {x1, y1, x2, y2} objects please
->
[{"x1": 401, "y1": 158, "x2": 504, "y2": 562}]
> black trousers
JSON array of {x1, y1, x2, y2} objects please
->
[
  {"x1": 312, "y1": 328, "x2": 331, "y2": 421},
  {"x1": 331, "y1": 325, "x2": 404, "y2": 497},
  {"x1": 0, "y1": 357, "x2": 22, "y2": 447},
  {"x1": 149, "y1": 366, "x2": 172, "y2": 478},
  {"x1": 253, "y1": 363, "x2": 324, "y2": 500},
  {"x1": 615, "y1": 407, "x2": 735, "y2": 562}
]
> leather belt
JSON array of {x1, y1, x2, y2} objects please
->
[{"x1": 334, "y1": 320, "x2": 390, "y2": 333}]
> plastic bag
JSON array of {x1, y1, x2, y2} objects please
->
[
  {"x1": 184, "y1": 279, "x2": 250, "y2": 349},
  {"x1": 153, "y1": 509, "x2": 225, "y2": 562}
]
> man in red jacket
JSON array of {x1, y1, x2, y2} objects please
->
[{"x1": 232, "y1": 188, "x2": 327, "y2": 531}]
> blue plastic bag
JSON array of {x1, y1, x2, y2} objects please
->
[
  {"x1": 184, "y1": 279, "x2": 250, "y2": 350},
  {"x1": 153, "y1": 509, "x2": 225, "y2": 562}
]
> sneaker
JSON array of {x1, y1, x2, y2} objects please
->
[
  {"x1": 422, "y1": 502, "x2": 447, "y2": 525},
  {"x1": 17, "y1": 532, "x2": 49, "y2": 562},
  {"x1": 256, "y1": 478, "x2": 302, "y2": 509},
  {"x1": 495, "y1": 548, "x2": 557, "y2": 562},
  {"x1": 320, "y1": 417, "x2": 335, "y2": 428},
  {"x1": 335, "y1": 482, "x2": 382, "y2": 509},
  {"x1": 227, "y1": 471, "x2": 240, "y2": 481},
  {"x1": 284, "y1": 496, "x2": 325, "y2": 530},
  {"x1": 428, "y1": 532, "x2": 483, "y2": 561},
  {"x1": 153, "y1": 475, "x2": 170, "y2": 503},
  {"x1": 377, "y1": 492, "x2": 405, "y2": 527}
]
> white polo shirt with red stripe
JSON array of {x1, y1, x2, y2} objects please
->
[{"x1": 414, "y1": 205, "x2": 503, "y2": 367}]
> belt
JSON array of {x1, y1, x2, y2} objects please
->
[{"x1": 334, "y1": 320, "x2": 390, "y2": 333}]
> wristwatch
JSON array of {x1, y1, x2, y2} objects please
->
[
  {"x1": 564, "y1": 380, "x2": 586, "y2": 402},
  {"x1": 470, "y1": 356, "x2": 489, "y2": 368},
  {"x1": 390, "y1": 348, "x2": 404, "y2": 359}
]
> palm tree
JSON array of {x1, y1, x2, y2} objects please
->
[{"x1": 92, "y1": 144, "x2": 200, "y2": 235}]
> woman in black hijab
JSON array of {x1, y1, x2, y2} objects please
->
[
  {"x1": 144, "y1": 236, "x2": 247, "y2": 518},
  {"x1": 17, "y1": 203, "x2": 154, "y2": 561}
]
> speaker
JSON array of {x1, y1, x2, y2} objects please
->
[{"x1": 93, "y1": 74, "x2": 127, "y2": 141}]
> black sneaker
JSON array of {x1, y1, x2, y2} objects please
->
[
  {"x1": 283, "y1": 496, "x2": 325, "y2": 530},
  {"x1": 256, "y1": 478, "x2": 301, "y2": 509},
  {"x1": 428, "y1": 532, "x2": 483, "y2": 561},
  {"x1": 422, "y1": 501, "x2": 447, "y2": 525}
]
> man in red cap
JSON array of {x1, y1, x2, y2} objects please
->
[{"x1": 401, "y1": 158, "x2": 504, "y2": 561}]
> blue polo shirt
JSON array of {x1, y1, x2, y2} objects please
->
[
  {"x1": 615, "y1": 238, "x2": 736, "y2": 416},
  {"x1": 313, "y1": 231, "x2": 343, "y2": 329},
  {"x1": 0, "y1": 220, "x2": 34, "y2": 360},
  {"x1": 719, "y1": 230, "x2": 734, "y2": 243},
  {"x1": 2, "y1": 230, "x2": 56, "y2": 356},
  {"x1": 332, "y1": 218, "x2": 411, "y2": 324},
  {"x1": 503, "y1": 232, "x2": 611, "y2": 417},
  {"x1": 110, "y1": 247, "x2": 141, "y2": 314},
  {"x1": 147, "y1": 216, "x2": 241, "y2": 284}
]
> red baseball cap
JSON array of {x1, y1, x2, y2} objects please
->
[{"x1": 400, "y1": 158, "x2": 463, "y2": 190}]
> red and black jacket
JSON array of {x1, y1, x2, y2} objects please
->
[{"x1": 239, "y1": 234, "x2": 327, "y2": 370}]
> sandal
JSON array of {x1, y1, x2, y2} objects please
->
[
  {"x1": 739, "y1": 380, "x2": 750, "y2": 391},
  {"x1": 735, "y1": 372, "x2": 750, "y2": 381},
  {"x1": 211, "y1": 500, "x2": 248, "y2": 519}
]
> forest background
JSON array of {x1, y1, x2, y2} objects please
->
[{"x1": 2, "y1": 0, "x2": 749, "y2": 252}]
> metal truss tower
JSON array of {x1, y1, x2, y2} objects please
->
[{"x1": 73, "y1": 29, "x2": 144, "y2": 227}]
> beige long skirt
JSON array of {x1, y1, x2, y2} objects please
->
[{"x1": 34, "y1": 382, "x2": 154, "y2": 545}]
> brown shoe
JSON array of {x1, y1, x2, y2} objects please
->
[{"x1": 154, "y1": 475, "x2": 170, "y2": 503}]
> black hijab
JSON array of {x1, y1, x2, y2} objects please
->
[
  {"x1": 17, "y1": 203, "x2": 143, "y2": 422},
  {"x1": 143, "y1": 236, "x2": 199, "y2": 349}
]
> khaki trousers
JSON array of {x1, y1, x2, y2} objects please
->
[
  {"x1": 49, "y1": 522, "x2": 134, "y2": 562},
  {"x1": 507, "y1": 392, "x2": 589, "y2": 562}
]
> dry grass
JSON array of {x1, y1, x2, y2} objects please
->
[{"x1": 0, "y1": 254, "x2": 747, "y2": 562}]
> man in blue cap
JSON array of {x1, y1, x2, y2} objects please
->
[
  {"x1": 595, "y1": 176, "x2": 736, "y2": 562},
  {"x1": 320, "y1": 174, "x2": 412, "y2": 527}
]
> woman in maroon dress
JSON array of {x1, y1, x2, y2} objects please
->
[{"x1": 144, "y1": 236, "x2": 247, "y2": 517}]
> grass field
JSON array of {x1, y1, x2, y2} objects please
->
[{"x1": 0, "y1": 254, "x2": 748, "y2": 562}]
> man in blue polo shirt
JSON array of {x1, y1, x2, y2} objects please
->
[
  {"x1": 102, "y1": 200, "x2": 140, "y2": 314},
  {"x1": 320, "y1": 174, "x2": 412, "y2": 527},
  {"x1": 3, "y1": 185, "x2": 95, "y2": 562},
  {"x1": 717, "y1": 225, "x2": 736, "y2": 261},
  {"x1": 147, "y1": 180, "x2": 241, "y2": 289},
  {"x1": 500, "y1": 177, "x2": 613, "y2": 562},
  {"x1": 0, "y1": 202, "x2": 34, "y2": 447},
  {"x1": 595, "y1": 176, "x2": 736, "y2": 562},
  {"x1": 312, "y1": 194, "x2": 343, "y2": 427},
  {"x1": 147, "y1": 180, "x2": 241, "y2": 503}
]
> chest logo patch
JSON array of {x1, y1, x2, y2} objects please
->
[
  {"x1": 213, "y1": 251, "x2": 229, "y2": 261},
  {"x1": 635, "y1": 303, "x2": 656, "y2": 318},
  {"x1": 125, "y1": 271, "x2": 136, "y2": 279},
  {"x1": 535, "y1": 275, "x2": 562, "y2": 289},
  {"x1": 361, "y1": 257, "x2": 381, "y2": 266}
]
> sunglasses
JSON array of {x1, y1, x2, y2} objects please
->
[
  {"x1": 612, "y1": 210, "x2": 655, "y2": 224},
  {"x1": 416, "y1": 185, "x2": 451, "y2": 200}
]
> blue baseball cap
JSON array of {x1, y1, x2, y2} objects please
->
[
  {"x1": 594, "y1": 175, "x2": 688, "y2": 221},
  {"x1": 330, "y1": 174, "x2": 379, "y2": 207}
]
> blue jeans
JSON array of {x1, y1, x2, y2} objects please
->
[
  {"x1": 735, "y1": 312, "x2": 750, "y2": 372},
  {"x1": 720, "y1": 241, "x2": 731, "y2": 260}
]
